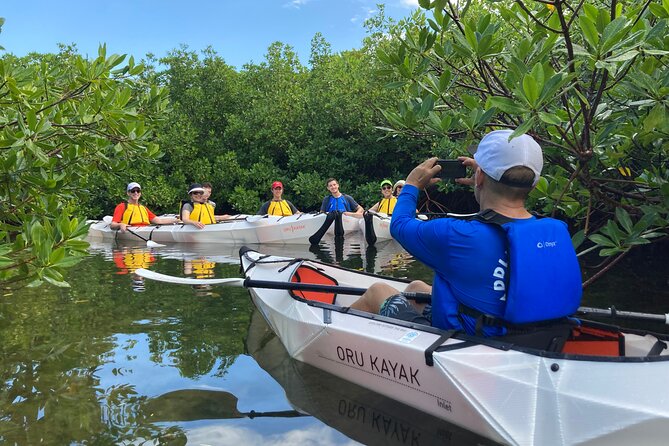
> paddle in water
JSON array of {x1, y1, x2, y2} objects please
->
[{"x1": 308, "y1": 211, "x2": 337, "y2": 245}]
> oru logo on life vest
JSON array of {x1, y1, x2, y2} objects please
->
[{"x1": 536, "y1": 240, "x2": 558, "y2": 249}]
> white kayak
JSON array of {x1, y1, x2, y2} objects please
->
[
  {"x1": 87, "y1": 213, "x2": 328, "y2": 245},
  {"x1": 239, "y1": 247, "x2": 669, "y2": 446}
]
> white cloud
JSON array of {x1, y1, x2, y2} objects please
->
[
  {"x1": 283, "y1": 0, "x2": 310, "y2": 9},
  {"x1": 351, "y1": 7, "x2": 377, "y2": 24},
  {"x1": 183, "y1": 423, "x2": 359, "y2": 446},
  {"x1": 399, "y1": 0, "x2": 420, "y2": 8}
]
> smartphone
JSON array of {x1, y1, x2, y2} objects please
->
[{"x1": 436, "y1": 159, "x2": 466, "y2": 179}]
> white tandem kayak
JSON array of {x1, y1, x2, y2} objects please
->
[
  {"x1": 239, "y1": 247, "x2": 669, "y2": 446},
  {"x1": 87, "y1": 213, "x2": 328, "y2": 245}
]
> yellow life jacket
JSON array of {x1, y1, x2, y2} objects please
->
[
  {"x1": 121, "y1": 203, "x2": 151, "y2": 225},
  {"x1": 377, "y1": 197, "x2": 397, "y2": 215},
  {"x1": 189, "y1": 202, "x2": 216, "y2": 225},
  {"x1": 267, "y1": 200, "x2": 294, "y2": 216}
]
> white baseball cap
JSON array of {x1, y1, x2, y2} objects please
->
[
  {"x1": 473, "y1": 129, "x2": 543, "y2": 187},
  {"x1": 127, "y1": 182, "x2": 141, "y2": 191}
]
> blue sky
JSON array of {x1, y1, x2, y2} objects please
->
[{"x1": 1, "y1": 0, "x2": 418, "y2": 68}]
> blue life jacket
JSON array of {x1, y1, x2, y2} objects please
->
[
  {"x1": 468, "y1": 210, "x2": 583, "y2": 325},
  {"x1": 327, "y1": 196, "x2": 352, "y2": 212}
]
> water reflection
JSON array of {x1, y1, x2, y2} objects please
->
[
  {"x1": 111, "y1": 245, "x2": 156, "y2": 292},
  {"x1": 246, "y1": 310, "x2": 499, "y2": 446},
  {"x1": 2, "y1": 235, "x2": 666, "y2": 445}
]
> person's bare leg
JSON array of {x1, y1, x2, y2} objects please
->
[
  {"x1": 403, "y1": 280, "x2": 432, "y2": 313},
  {"x1": 349, "y1": 282, "x2": 399, "y2": 314}
]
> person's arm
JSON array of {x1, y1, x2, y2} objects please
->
[
  {"x1": 320, "y1": 196, "x2": 329, "y2": 212},
  {"x1": 110, "y1": 203, "x2": 128, "y2": 232},
  {"x1": 258, "y1": 201, "x2": 269, "y2": 215},
  {"x1": 390, "y1": 158, "x2": 448, "y2": 269},
  {"x1": 369, "y1": 202, "x2": 380, "y2": 213},
  {"x1": 180, "y1": 204, "x2": 205, "y2": 229},
  {"x1": 343, "y1": 195, "x2": 364, "y2": 217},
  {"x1": 150, "y1": 215, "x2": 178, "y2": 225}
]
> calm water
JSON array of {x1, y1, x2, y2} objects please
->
[{"x1": 1, "y1": 235, "x2": 667, "y2": 445}]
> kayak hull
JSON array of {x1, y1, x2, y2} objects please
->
[
  {"x1": 240, "y1": 248, "x2": 669, "y2": 446},
  {"x1": 87, "y1": 213, "x2": 328, "y2": 244}
]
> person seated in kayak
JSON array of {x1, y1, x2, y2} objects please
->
[
  {"x1": 180, "y1": 183, "x2": 232, "y2": 229},
  {"x1": 368, "y1": 180, "x2": 397, "y2": 216},
  {"x1": 110, "y1": 182, "x2": 178, "y2": 233},
  {"x1": 258, "y1": 181, "x2": 299, "y2": 216},
  {"x1": 393, "y1": 180, "x2": 405, "y2": 197},
  {"x1": 350, "y1": 130, "x2": 582, "y2": 339},
  {"x1": 202, "y1": 182, "x2": 216, "y2": 208},
  {"x1": 319, "y1": 178, "x2": 364, "y2": 217}
]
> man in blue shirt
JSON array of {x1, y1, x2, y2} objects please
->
[
  {"x1": 319, "y1": 178, "x2": 364, "y2": 217},
  {"x1": 350, "y1": 130, "x2": 581, "y2": 337}
]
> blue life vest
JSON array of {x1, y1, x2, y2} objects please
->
[
  {"x1": 327, "y1": 196, "x2": 352, "y2": 212},
  {"x1": 471, "y1": 210, "x2": 583, "y2": 325}
]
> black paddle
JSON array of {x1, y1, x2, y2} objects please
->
[
  {"x1": 135, "y1": 268, "x2": 669, "y2": 325},
  {"x1": 126, "y1": 228, "x2": 166, "y2": 248},
  {"x1": 309, "y1": 211, "x2": 337, "y2": 245},
  {"x1": 334, "y1": 211, "x2": 344, "y2": 237},
  {"x1": 363, "y1": 211, "x2": 377, "y2": 246}
]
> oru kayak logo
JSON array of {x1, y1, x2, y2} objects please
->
[{"x1": 336, "y1": 345, "x2": 421, "y2": 387}]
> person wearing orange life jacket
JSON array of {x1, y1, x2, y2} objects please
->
[
  {"x1": 257, "y1": 181, "x2": 299, "y2": 216},
  {"x1": 111, "y1": 182, "x2": 178, "y2": 232},
  {"x1": 369, "y1": 179, "x2": 397, "y2": 216},
  {"x1": 180, "y1": 183, "x2": 231, "y2": 229}
]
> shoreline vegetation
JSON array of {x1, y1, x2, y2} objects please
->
[{"x1": 1, "y1": 1, "x2": 667, "y2": 289}]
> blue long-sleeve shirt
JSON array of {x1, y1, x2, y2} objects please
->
[{"x1": 390, "y1": 184, "x2": 509, "y2": 334}]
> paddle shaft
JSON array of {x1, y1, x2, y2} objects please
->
[
  {"x1": 245, "y1": 280, "x2": 669, "y2": 323},
  {"x1": 136, "y1": 269, "x2": 669, "y2": 324},
  {"x1": 126, "y1": 228, "x2": 151, "y2": 243},
  {"x1": 577, "y1": 306, "x2": 669, "y2": 324}
]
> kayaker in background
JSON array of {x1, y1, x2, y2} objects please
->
[
  {"x1": 110, "y1": 182, "x2": 178, "y2": 232},
  {"x1": 350, "y1": 130, "x2": 582, "y2": 348},
  {"x1": 319, "y1": 178, "x2": 364, "y2": 216},
  {"x1": 368, "y1": 179, "x2": 396, "y2": 216},
  {"x1": 393, "y1": 180, "x2": 405, "y2": 197},
  {"x1": 258, "y1": 181, "x2": 299, "y2": 216},
  {"x1": 202, "y1": 182, "x2": 216, "y2": 208},
  {"x1": 180, "y1": 183, "x2": 231, "y2": 229}
]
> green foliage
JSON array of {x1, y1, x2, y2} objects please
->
[
  {"x1": 0, "y1": 42, "x2": 169, "y2": 289},
  {"x1": 375, "y1": 0, "x2": 669, "y2": 281}
]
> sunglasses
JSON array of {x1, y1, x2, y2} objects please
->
[
  {"x1": 396, "y1": 186, "x2": 403, "y2": 190},
  {"x1": 191, "y1": 191, "x2": 204, "y2": 195},
  {"x1": 382, "y1": 185, "x2": 392, "y2": 190},
  {"x1": 273, "y1": 187, "x2": 283, "y2": 190},
  {"x1": 129, "y1": 189, "x2": 141, "y2": 193}
]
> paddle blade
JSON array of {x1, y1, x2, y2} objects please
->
[
  {"x1": 142, "y1": 389, "x2": 243, "y2": 421},
  {"x1": 135, "y1": 268, "x2": 245, "y2": 286},
  {"x1": 146, "y1": 240, "x2": 166, "y2": 248}
]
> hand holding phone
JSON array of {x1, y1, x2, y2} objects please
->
[{"x1": 436, "y1": 159, "x2": 466, "y2": 179}]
